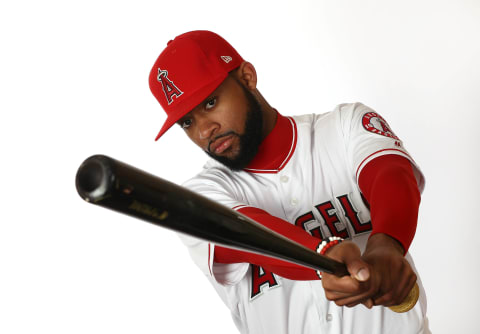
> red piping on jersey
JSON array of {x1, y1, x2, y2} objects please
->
[
  {"x1": 355, "y1": 148, "x2": 413, "y2": 181},
  {"x1": 208, "y1": 243, "x2": 213, "y2": 276},
  {"x1": 243, "y1": 114, "x2": 297, "y2": 174},
  {"x1": 232, "y1": 204, "x2": 249, "y2": 211}
]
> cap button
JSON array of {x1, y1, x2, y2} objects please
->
[{"x1": 167, "y1": 39, "x2": 173, "y2": 45}]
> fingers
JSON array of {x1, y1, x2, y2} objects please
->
[
  {"x1": 373, "y1": 258, "x2": 417, "y2": 306},
  {"x1": 373, "y1": 268, "x2": 417, "y2": 307},
  {"x1": 322, "y1": 241, "x2": 379, "y2": 308},
  {"x1": 328, "y1": 291, "x2": 375, "y2": 308},
  {"x1": 323, "y1": 272, "x2": 378, "y2": 308},
  {"x1": 326, "y1": 241, "x2": 370, "y2": 282},
  {"x1": 362, "y1": 298, "x2": 374, "y2": 309},
  {"x1": 323, "y1": 275, "x2": 365, "y2": 298}
]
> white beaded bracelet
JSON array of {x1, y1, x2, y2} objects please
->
[{"x1": 315, "y1": 236, "x2": 344, "y2": 279}]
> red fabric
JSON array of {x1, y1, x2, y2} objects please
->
[
  {"x1": 244, "y1": 113, "x2": 295, "y2": 172},
  {"x1": 214, "y1": 207, "x2": 321, "y2": 280},
  {"x1": 358, "y1": 155, "x2": 420, "y2": 253}
]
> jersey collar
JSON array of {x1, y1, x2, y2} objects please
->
[{"x1": 244, "y1": 112, "x2": 297, "y2": 173}]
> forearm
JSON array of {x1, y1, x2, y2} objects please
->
[
  {"x1": 359, "y1": 155, "x2": 421, "y2": 253},
  {"x1": 214, "y1": 206, "x2": 321, "y2": 280}
]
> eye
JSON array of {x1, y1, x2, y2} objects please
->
[
  {"x1": 180, "y1": 118, "x2": 192, "y2": 130},
  {"x1": 205, "y1": 97, "x2": 217, "y2": 110}
]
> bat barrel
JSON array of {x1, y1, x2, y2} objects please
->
[{"x1": 76, "y1": 155, "x2": 115, "y2": 202}]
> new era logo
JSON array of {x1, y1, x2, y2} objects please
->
[{"x1": 221, "y1": 56, "x2": 232, "y2": 63}]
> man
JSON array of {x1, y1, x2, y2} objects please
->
[{"x1": 149, "y1": 30, "x2": 429, "y2": 333}]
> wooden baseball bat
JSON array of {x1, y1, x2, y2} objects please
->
[{"x1": 75, "y1": 154, "x2": 418, "y2": 312}]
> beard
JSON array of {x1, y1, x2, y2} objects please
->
[{"x1": 206, "y1": 86, "x2": 264, "y2": 171}]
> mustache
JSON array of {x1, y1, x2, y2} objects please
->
[{"x1": 207, "y1": 131, "x2": 238, "y2": 154}]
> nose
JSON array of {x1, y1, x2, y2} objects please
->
[{"x1": 197, "y1": 116, "x2": 219, "y2": 141}]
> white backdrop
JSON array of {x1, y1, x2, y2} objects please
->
[{"x1": 1, "y1": 0, "x2": 479, "y2": 333}]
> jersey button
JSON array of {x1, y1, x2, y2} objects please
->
[
  {"x1": 280, "y1": 175, "x2": 289, "y2": 183},
  {"x1": 326, "y1": 314, "x2": 333, "y2": 322},
  {"x1": 290, "y1": 198, "x2": 298, "y2": 206}
]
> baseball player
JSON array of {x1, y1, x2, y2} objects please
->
[{"x1": 149, "y1": 30, "x2": 429, "y2": 334}]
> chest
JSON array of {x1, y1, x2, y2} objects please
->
[{"x1": 236, "y1": 133, "x2": 372, "y2": 240}]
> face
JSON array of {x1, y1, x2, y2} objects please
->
[{"x1": 177, "y1": 75, "x2": 263, "y2": 171}]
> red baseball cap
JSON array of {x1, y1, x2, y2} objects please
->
[{"x1": 149, "y1": 30, "x2": 244, "y2": 140}]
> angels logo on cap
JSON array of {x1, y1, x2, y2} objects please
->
[{"x1": 156, "y1": 68, "x2": 183, "y2": 105}]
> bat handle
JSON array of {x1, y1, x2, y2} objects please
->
[{"x1": 388, "y1": 282, "x2": 419, "y2": 313}]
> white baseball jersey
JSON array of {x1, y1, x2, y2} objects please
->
[{"x1": 179, "y1": 103, "x2": 429, "y2": 334}]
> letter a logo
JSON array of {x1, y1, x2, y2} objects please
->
[{"x1": 157, "y1": 68, "x2": 183, "y2": 105}]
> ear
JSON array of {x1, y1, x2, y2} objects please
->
[{"x1": 234, "y1": 61, "x2": 257, "y2": 90}]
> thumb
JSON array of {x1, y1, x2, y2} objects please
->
[
  {"x1": 344, "y1": 257, "x2": 370, "y2": 282},
  {"x1": 352, "y1": 265, "x2": 370, "y2": 282},
  {"x1": 327, "y1": 241, "x2": 370, "y2": 282}
]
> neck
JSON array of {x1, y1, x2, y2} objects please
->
[
  {"x1": 244, "y1": 111, "x2": 296, "y2": 172},
  {"x1": 256, "y1": 91, "x2": 277, "y2": 140}
]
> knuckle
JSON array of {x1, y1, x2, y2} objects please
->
[
  {"x1": 382, "y1": 291, "x2": 394, "y2": 302},
  {"x1": 324, "y1": 292, "x2": 335, "y2": 301},
  {"x1": 367, "y1": 284, "x2": 377, "y2": 296}
]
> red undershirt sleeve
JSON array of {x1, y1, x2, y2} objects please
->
[
  {"x1": 358, "y1": 154, "x2": 421, "y2": 253},
  {"x1": 214, "y1": 206, "x2": 321, "y2": 280}
]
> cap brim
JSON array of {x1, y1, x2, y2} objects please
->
[{"x1": 154, "y1": 74, "x2": 227, "y2": 140}]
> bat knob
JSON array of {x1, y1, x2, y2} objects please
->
[{"x1": 388, "y1": 282, "x2": 419, "y2": 313}]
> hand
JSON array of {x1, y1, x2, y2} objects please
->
[
  {"x1": 321, "y1": 240, "x2": 377, "y2": 308},
  {"x1": 321, "y1": 234, "x2": 417, "y2": 309},
  {"x1": 361, "y1": 233, "x2": 417, "y2": 307}
]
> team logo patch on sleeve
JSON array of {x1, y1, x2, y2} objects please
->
[
  {"x1": 156, "y1": 68, "x2": 183, "y2": 105},
  {"x1": 362, "y1": 112, "x2": 399, "y2": 140}
]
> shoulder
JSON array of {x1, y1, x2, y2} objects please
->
[
  {"x1": 330, "y1": 102, "x2": 375, "y2": 124},
  {"x1": 183, "y1": 159, "x2": 234, "y2": 190},
  {"x1": 182, "y1": 160, "x2": 259, "y2": 209},
  {"x1": 321, "y1": 102, "x2": 377, "y2": 138},
  {"x1": 182, "y1": 159, "x2": 251, "y2": 199},
  {"x1": 290, "y1": 102, "x2": 372, "y2": 126},
  {"x1": 287, "y1": 103, "x2": 370, "y2": 137},
  {"x1": 334, "y1": 102, "x2": 373, "y2": 113}
]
